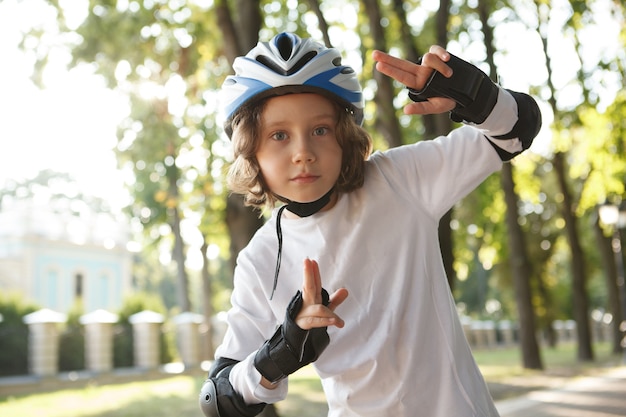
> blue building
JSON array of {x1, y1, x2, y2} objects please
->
[{"x1": 0, "y1": 195, "x2": 132, "y2": 313}]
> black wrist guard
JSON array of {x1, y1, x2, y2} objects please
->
[
  {"x1": 408, "y1": 53, "x2": 499, "y2": 124},
  {"x1": 254, "y1": 289, "x2": 330, "y2": 384}
]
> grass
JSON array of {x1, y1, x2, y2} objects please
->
[
  {"x1": 0, "y1": 376, "x2": 204, "y2": 417},
  {"x1": 0, "y1": 342, "x2": 621, "y2": 417},
  {"x1": 475, "y1": 341, "x2": 618, "y2": 379}
]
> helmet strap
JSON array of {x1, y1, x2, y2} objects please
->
[{"x1": 270, "y1": 187, "x2": 334, "y2": 300}]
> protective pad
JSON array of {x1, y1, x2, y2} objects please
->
[
  {"x1": 199, "y1": 358, "x2": 266, "y2": 417},
  {"x1": 254, "y1": 289, "x2": 330, "y2": 383},
  {"x1": 199, "y1": 378, "x2": 220, "y2": 417},
  {"x1": 408, "y1": 53, "x2": 499, "y2": 124},
  {"x1": 487, "y1": 89, "x2": 542, "y2": 161}
]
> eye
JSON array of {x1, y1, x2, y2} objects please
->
[
  {"x1": 271, "y1": 131, "x2": 288, "y2": 141},
  {"x1": 313, "y1": 126, "x2": 329, "y2": 136}
]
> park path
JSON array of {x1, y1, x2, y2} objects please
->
[{"x1": 496, "y1": 366, "x2": 626, "y2": 417}]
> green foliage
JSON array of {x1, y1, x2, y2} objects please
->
[
  {"x1": 58, "y1": 299, "x2": 85, "y2": 372},
  {"x1": 113, "y1": 293, "x2": 172, "y2": 368},
  {"x1": 0, "y1": 293, "x2": 38, "y2": 376},
  {"x1": 113, "y1": 321, "x2": 134, "y2": 368},
  {"x1": 130, "y1": 250, "x2": 180, "y2": 311},
  {"x1": 116, "y1": 292, "x2": 166, "y2": 323}
]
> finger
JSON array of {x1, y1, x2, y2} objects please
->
[
  {"x1": 373, "y1": 50, "x2": 429, "y2": 89},
  {"x1": 403, "y1": 97, "x2": 456, "y2": 115},
  {"x1": 428, "y1": 45, "x2": 451, "y2": 61},
  {"x1": 374, "y1": 59, "x2": 417, "y2": 82},
  {"x1": 302, "y1": 258, "x2": 322, "y2": 306},
  {"x1": 298, "y1": 316, "x2": 343, "y2": 330},
  {"x1": 373, "y1": 49, "x2": 455, "y2": 92},
  {"x1": 372, "y1": 50, "x2": 417, "y2": 73},
  {"x1": 311, "y1": 259, "x2": 322, "y2": 294},
  {"x1": 421, "y1": 50, "x2": 452, "y2": 78},
  {"x1": 327, "y1": 288, "x2": 349, "y2": 312},
  {"x1": 296, "y1": 305, "x2": 346, "y2": 329}
]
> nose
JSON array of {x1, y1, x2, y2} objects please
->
[{"x1": 292, "y1": 134, "x2": 316, "y2": 164}]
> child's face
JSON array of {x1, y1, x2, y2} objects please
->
[{"x1": 256, "y1": 93, "x2": 343, "y2": 204}]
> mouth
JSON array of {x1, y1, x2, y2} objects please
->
[{"x1": 291, "y1": 173, "x2": 319, "y2": 184}]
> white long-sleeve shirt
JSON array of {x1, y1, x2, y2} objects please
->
[{"x1": 216, "y1": 88, "x2": 521, "y2": 416}]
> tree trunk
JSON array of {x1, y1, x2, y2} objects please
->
[
  {"x1": 217, "y1": 0, "x2": 265, "y2": 273},
  {"x1": 501, "y1": 164, "x2": 544, "y2": 369},
  {"x1": 361, "y1": 0, "x2": 404, "y2": 148},
  {"x1": 201, "y1": 240, "x2": 215, "y2": 360},
  {"x1": 594, "y1": 211, "x2": 622, "y2": 354},
  {"x1": 479, "y1": 0, "x2": 543, "y2": 368},
  {"x1": 169, "y1": 173, "x2": 191, "y2": 312},
  {"x1": 307, "y1": 0, "x2": 332, "y2": 47},
  {"x1": 225, "y1": 193, "x2": 264, "y2": 272},
  {"x1": 235, "y1": 0, "x2": 263, "y2": 53},
  {"x1": 535, "y1": 265, "x2": 558, "y2": 348},
  {"x1": 215, "y1": 0, "x2": 240, "y2": 63},
  {"x1": 535, "y1": 1, "x2": 594, "y2": 362},
  {"x1": 553, "y1": 152, "x2": 594, "y2": 361}
]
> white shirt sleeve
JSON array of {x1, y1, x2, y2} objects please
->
[
  {"x1": 228, "y1": 351, "x2": 289, "y2": 405},
  {"x1": 471, "y1": 87, "x2": 524, "y2": 155}
]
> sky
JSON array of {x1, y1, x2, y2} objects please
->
[
  {"x1": 0, "y1": 0, "x2": 622, "y2": 213},
  {"x1": 0, "y1": 0, "x2": 130, "y2": 210}
]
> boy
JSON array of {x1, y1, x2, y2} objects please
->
[{"x1": 200, "y1": 32, "x2": 541, "y2": 417}]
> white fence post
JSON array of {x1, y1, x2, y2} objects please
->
[
  {"x1": 129, "y1": 310, "x2": 164, "y2": 370},
  {"x1": 23, "y1": 309, "x2": 67, "y2": 377},
  {"x1": 80, "y1": 309, "x2": 118, "y2": 373},
  {"x1": 173, "y1": 312, "x2": 204, "y2": 368}
]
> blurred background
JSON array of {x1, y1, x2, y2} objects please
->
[{"x1": 0, "y1": 0, "x2": 624, "y2": 416}]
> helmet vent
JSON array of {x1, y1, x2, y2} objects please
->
[
  {"x1": 256, "y1": 51, "x2": 318, "y2": 76},
  {"x1": 275, "y1": 33, "x2": 295, "y2": 60}
]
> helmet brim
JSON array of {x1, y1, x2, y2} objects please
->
[{"x1": 224, "y1": 85, "x2": 363, "y2": 138}]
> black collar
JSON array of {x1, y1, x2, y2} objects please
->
[{"x1": 283, "y1": 187, "x2": 334, "y2": 217}]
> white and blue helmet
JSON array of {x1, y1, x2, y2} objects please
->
[{"x1": 221, "y1": 32, "x2": 364, "y2": 136}]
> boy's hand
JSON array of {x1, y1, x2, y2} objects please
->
[
  {"x1": 256, "y1": 258, "x2": 346, "y2": 386},
  {"x1": 297, "y1": 258, "x2": 348, "y2": 330},
  {"x1": 373, "y1": 45, "x2": 456, "y2": 115}
]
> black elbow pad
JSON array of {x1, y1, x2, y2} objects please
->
[
  {"x1": 488, "y1": 90, "x2": 542, "y2": 161},
  {"x1": 199, "y1": 358, "x2": 266, "y2": 417}
]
